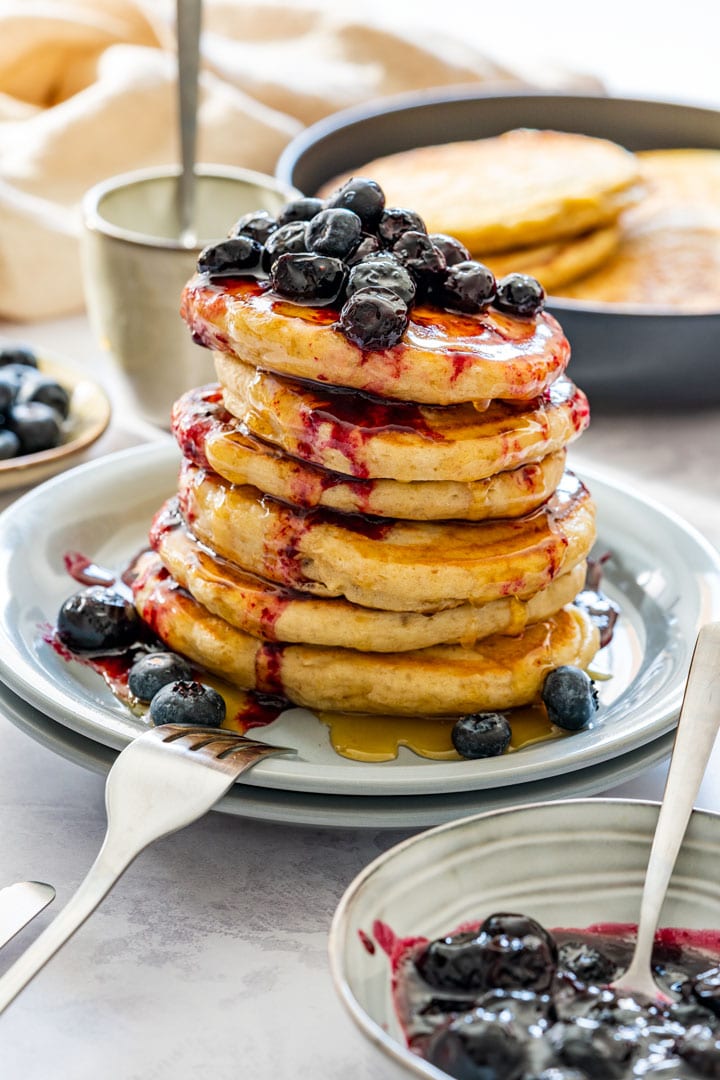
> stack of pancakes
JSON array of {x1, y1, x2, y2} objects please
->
[
  {"x1": 130, "y1": 268, "x2": 600, "y2": 721},
  {"x1": 323, "y1": 129, "x2": 642, "y2": 293}
]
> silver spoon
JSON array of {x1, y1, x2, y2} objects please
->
[
  {"x1": 611, "y1": 621, "x2": 720, "y2": 1001},
  {"x1": 176, "y1": 0, "x2": 202, "y2": 248}
]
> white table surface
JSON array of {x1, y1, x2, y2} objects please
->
[{"x1": 2, "y1": 13, "x2": 720, "y2": 1074}]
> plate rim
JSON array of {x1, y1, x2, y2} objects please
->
[{"x1": 0, "y1": 441, "x2": 717, "y2": 795}]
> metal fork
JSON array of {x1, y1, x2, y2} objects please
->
[{"x1": 0, "y1": 725, "x2": 291, "y2": 1014}]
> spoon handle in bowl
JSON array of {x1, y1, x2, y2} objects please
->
[{"x1": 624, "y1": 622, "x2": 720, "y2": 986}]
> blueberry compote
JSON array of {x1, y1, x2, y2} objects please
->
[{"x1": 387, "y1": 914, "x2": 720, "y2": 1079}]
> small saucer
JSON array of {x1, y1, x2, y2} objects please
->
[{"x1": 0, "y1": 351, "x2": 111, "y2": 492}]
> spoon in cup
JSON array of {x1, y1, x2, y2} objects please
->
[
  {"x1": 610, "y1": 621, "x2": 720, "y2": 1002},
  {"x1": 176, "y1": 0, "x2": 202, "y2": 247}
]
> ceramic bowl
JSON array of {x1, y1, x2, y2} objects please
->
[
  {"x1": 329, "y1": 797, "x2": 720, "y2": 1079},
  {"x1": 0, "y1": 350, "x2": 111, "y2": 493},
  {"x1": 277, "y1": 90, "x2": 720, "y2": 408},
  {"x1": 82, "y1": 165, "x2": 300, "y2": 428}
]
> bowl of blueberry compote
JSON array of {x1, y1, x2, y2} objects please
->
[{"x1": 329, "y1": 799, "x2": 720, "y2": 1080}]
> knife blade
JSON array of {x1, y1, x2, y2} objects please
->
[{"x1": 0, "y1": 882, "x2": 55, "y2": 949}]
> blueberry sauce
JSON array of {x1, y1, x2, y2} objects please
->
[
  {"x1": 63, "y1": 551, "x2": 117, "y2": 588},
  {"x1": 380, "y1": 917, "x2": 720, "y2": 1079}
]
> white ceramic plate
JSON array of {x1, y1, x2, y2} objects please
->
[
  {"x1": 0, "y1": 678, "x2": 675, "y2": 829},
  {"x1": 0, "y1": 442, "x2": 718, "y2": 796},
  {"x1": 329, "y1": 799, "x2": 720, "y2": 1077},
  {"x1": 0, "y1": 351, "x2": 111, "y2": 492}
]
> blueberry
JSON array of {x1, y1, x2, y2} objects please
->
[
  {"x1": 0, "y1": 429, "x2": 20, "y2": 459},
  {"x1": 276, "y1": 197, "x2": 325, "y2": 226},
  {"x1": 452, "y1": 713, "x2": 511, "y2": 759},
  {"x1": 377, "y1": 207, "x2": 426, "y2": 246},
  {"x1": 128, "y1": 652, "x2": 193, "y2": 701},
  {"x1": 441, "y1": 261, "x2": 496, "y2": 314},
  {"x1": 427, "y1": 1013, "x2": 527, "y2": 1080},
  {"x1": 16, "y1": 375, "x2": 71, "y2": 419},
  {"x1": 346, "y1": 234, "x2": 382, "y2": 265},
  {"x1": 542, "y1": 667, "x2": 599, "y2": 731},
  {"x1": 149, "y1": 680, "x2": 226, "y2": 728},
  {"x1": 552, "y1": 1023, "x2": 635, "y2": 1079},
  {"x1": 326, "y1": 177, "x2": 385, "y2": 230},
  {"x1": 7, "y1": 402, "x2": 62, "y2": 453},
  {"x1": 557, "y1": 941, "x2": 616, "y2": 986},
  {"x1": 527, "y1": 1070, "x2": 590, "y2": 1080},
  {"x1": 262, "y1": 221, "x2": 309, "y2": 270},
  {"x1": 306, "y1": 208, "x2": 362, "y2": 259},
  {"x1": 416, "y1": 914, "x2": 557, "y2": 994},
  {"x1": 0, "y1": 363, "x2": 32, "y2": 397},
  {"x1": 346, "y1": 257, "x2": 416, "y2": 305},
  {"x1": 473, "y1": 914, "x2": 558, "y2": 993},
  {"x1": 475, "y1": 988, "x2": 555, "y2": 1032},
  {"x1": 677, "y1": 1024, "x2": 720, "y2": 1076},
  {"x1": 430, "y1": 233, "x2": 471, "y2": 267},
  {"x1": 692, "y1": 968, "x2": 720, "y2": 1018},
  {"x1": 338, "y1": 287, "x2": 408, "y2": 349},
  {"x1": 494, "y1": 273, "x2": 545, "y2": 317},
  {"x1": 392, "y1": 230, "x2": 446, "y2": 290},
  {"x1": 57, "y1": 587, "x2": 138, "y2": 652},
  {"x1": 197, "y1": 237, "x2": 263, "y2": 277},
  {"x1": 0, "y1": 346, "x2": 37, "y2": 369},
  {"x1": 270, "y1": 253, "x2": 346, "y2": 304},
  {"x1": 0, "y1": 377, "x2": 14, "y2": 413},
  {"x1": 229, "y1": 210, "x2": 277, "y2": 246}
]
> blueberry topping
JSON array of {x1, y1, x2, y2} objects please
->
[
  {"x1": 128, "y1": 652, "x2": 193, "y2": 702},
  {"x1": 558, "y1": 941, "x2": 616, "y2": 986},
  {"x1": 377, "y1": 207, "x2": 426, "y2": 246},
  {"x1": 452, "y1": 712, "x2": 511, "y2": 759},
  {"x1": 441, "y1": 261, "x2": 496, "y2": 314},
  {"x1": 16, "y1": 375, "x2": 71, "y2": 419},
  {"x1": 392, "y1": 230, "x2": 446, "y2": 288},
  {"x1": 326, "y1": 177, "x2": 385, "y2": 230},
  {"x1": 338, "y1": 287, "x2": 408, "y2": 349},
  {"x1": 262, "y1": 221, "x2": 309, "y2": 270},
  {"x1": 306, "y1": 208, "x2": 362, "y2": 259},
  {"x1": 0, "y1": 429, "x2": 21, "y2": 459},
  {"x1": 149, "y1": 680, "x2": 226, "y2": 727},
  {"x1": 542, "y1": 666, "x2": 599, "y2": 731},
  {"x1": 270, "y1": 253, "x2": 346, "y2": 304},
  {"x1": 229, "y1": 210, "x2": 277, "y2": 246},
  {"x1": 427, "y1": 1013, "x2": 527, "y2": 1080},
  {"x1": 346, "y1": 234, "x2": 382, "y2": 265},
  {"x1": 430, "y1": 233, "x2": 471, "y2": 267},
  {"x1": 346, "y1": 257, "x2": 416, "y2": 305},
  {"x1": 197, "y1": 237, "x2": 263, "y2": 277},
  {"x1": 0, "y1": 346, "x2": 38, "y2": 369},
  {"x1": 7, "y1": 402, "x2": 62, "y2": 453},
  {"x1": 494, "y1": 273, "x2": 545, "y2": 317},
  {"x1": 276, "y1": 197, "x2": 325, "y2": 226},
  {"x1": 57, "y1": 587, "x2": 139, "y2": 652},
  {"x1": 0, "y1": 376, "x2": 14, "y2": 413}
]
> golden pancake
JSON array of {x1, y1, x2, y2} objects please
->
[
  {"x1": 173, "y1": 386, "x2": 567, "y2": 521},
  {"x1": 153, "y1": 509, "x2": 587, "y2": 652},
  {"x1": 482, "y1": 224, "x2": 620, "y2": 292},
  {"x1": 214, "y1": 356, "x2": 589, "y2": 482},
  {"x1": 557, "y1": 149, "x2": 720, "y2": 310},
  {"x1": 133, "y1": 551, "x2": 599, "y2": 715},
  {"x1": 318, "y1": 129, "x2": 641, "y2": 252},
  {"x1": 175, "y1": 463, "x2": 596, "y2": 612},
  {"x1": 181, "y1": 276, "x2": 570, "y2": 405}
]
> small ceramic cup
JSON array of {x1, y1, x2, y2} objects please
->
[{"x1": 82, "y1": 165, "x2": 299, "y2": 428}]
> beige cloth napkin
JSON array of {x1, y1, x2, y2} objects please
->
[{"x1": 0, "y1": 0, "x2": 595, "y2": 321}]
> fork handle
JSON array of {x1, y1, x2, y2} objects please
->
[{"x1": 0, "y1": 833, "x2": 140, "y2": 1014}]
